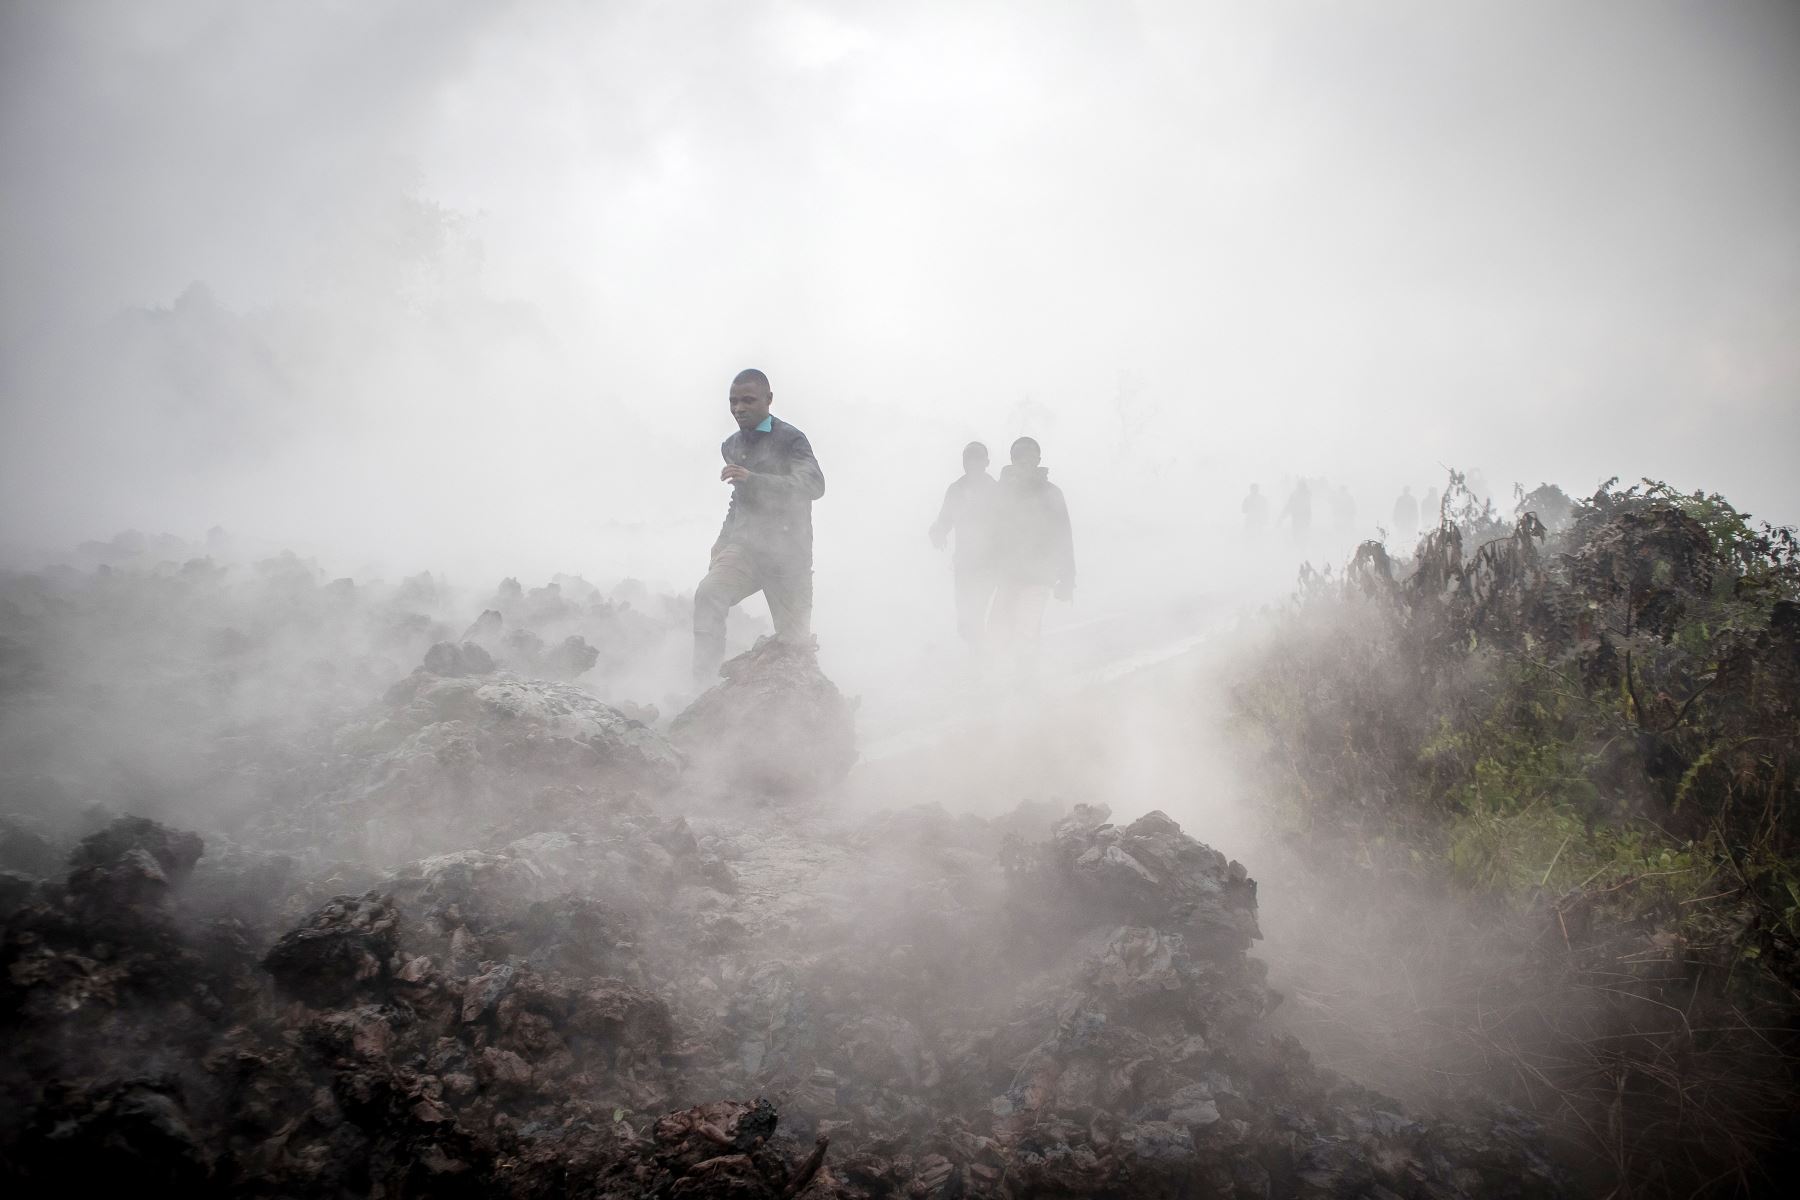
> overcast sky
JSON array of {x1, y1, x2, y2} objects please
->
[{"x1": 2, "y1": 0, "x2": 1797, "y2": 588}]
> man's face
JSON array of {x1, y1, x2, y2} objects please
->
[
  {"x1": 729, "y1": 381, "x2": 773, "y2": 431},
  {"x1": 964, "y1": 451, "x2": 988, "y2": 475}
]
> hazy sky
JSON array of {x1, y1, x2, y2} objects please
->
[{"x1": 3, "y1": 0, "x2": 1797, "y2": 584}]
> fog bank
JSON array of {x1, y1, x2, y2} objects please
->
[{"x1": 3, "y1": 0, "x2": 1797, "y2": 597}]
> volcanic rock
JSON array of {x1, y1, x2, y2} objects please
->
[
  {"x1": 262, "y1": 891, "x2": 400, "y2": 1007},
  {"x1": 419, "y1": 639, "x2": 495, "y2": 677},
  {"x1": 68, "y1": 815, "x2": 204, "y2": 881},
  {"x1": 3, "y1": 800, "x2": 1562, "y2": 1200},
  {"x1": 267, "y1": 673, "x2": 683, "y2": 863},
  {"x1": 670, "y1": 636, "x2": 856, "y2": 798}
]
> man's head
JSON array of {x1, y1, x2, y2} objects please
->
[
  {"x1": 1010, "y1": 436, "x2": 1041, "y2": 467},
  {"x1": 729, "y1": 368, "x2": 773, "y2": 431},
  {"x1": 962, "y1": 441, "x2": 989, "y2": 474}
]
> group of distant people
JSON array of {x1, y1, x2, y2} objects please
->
[
  {"x1": 1241, "y1": 480, "x2": 1445, "y2": 547},
  {"x1": 1241, "y1": 478, "x2": 1364, "y2": 543},
  {"x1": 1386, "y1": 484, "x2": 1441, "y2": 546},
  {"x1": 927, "y1": 437, "x2": 1075, "y2": 661},
  {"x1": 689, "y1": 369, "x2": 1526, "y2": 694},
  {"x1": 687, "y1": 367, "x2": 1521, "y2": 689},
  {"x1": 690, "y1": 369, "x2": 1075, "y2": 687}
]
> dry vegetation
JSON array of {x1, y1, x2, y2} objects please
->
[{"x1": 1230, "y1": 474, "x2": 1800, "y2": 1197}]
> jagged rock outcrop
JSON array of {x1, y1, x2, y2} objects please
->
[
  {"x1": 419, "y1": 639, "x2": 496, "y2": 677},
  {"x1": 670, "y1": 636, "x2": 856, "y2": 798},
  {"x1": 254, "y1": 668, "x2": 684, "y2": 864},
  {"x1": 1, "y1": 803, "x2": 1561, "y2": 1198},
  {"x1": 261, "y1": 892, "x2": 400, "y2": 1006}
]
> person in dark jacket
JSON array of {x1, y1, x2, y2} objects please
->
[
  {"x1": 929, "y1": 441, "x2": 1000, "y2": 644},
  {"x1": 988, "y1": 437, "x2": 1073, "y2": 670},
  {"x1": 1278, "y1": 479, "x2": 1312, "y2": 544},
  {"x1": 1390, "y1": 485, "x2": 1419, "y2": 548},
  {"x1": 1242, "y1": 483, "x2": 1269, "y2": 537},
  {"x1": 692, "y1": 368, "x2": 825, "y2": 683}
]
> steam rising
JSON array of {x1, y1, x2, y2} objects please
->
[
  {"x1": 2, "y1": 3, "x2": 1799, "y2": 1195},
  {"x1": 4, "y1": 1, "x2": 1796, "y2": 586}
]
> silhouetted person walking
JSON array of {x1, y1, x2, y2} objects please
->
[
  {"x1": 1391, "y1": 485, "x2": 1419, "y2": 547},
  {"x1": 989, "y1": 437, "x2": 1074, "y2": 674},
  {"x1": 1278, "y1": 480, "x2": 1312, "y2": 544},
  {"x1": 1242, "y1": 483, "x2": 1269, "y2": 536},
  {"x1": 929, "y1": 441, "x2": 999, "y2": 643},
  {"x1": 692, "y1": 368, "x2": 825, "y2": 684}
]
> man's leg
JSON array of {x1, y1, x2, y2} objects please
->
[
  {"x1": 1015, "y1": 584, "x2": 1050, "y2": 641},
  {"x1": 761, "y1": 555, "x2": 814, "y2": 646},
  {"x1": 693, "y1": 546, "x2": 759, "y2": 684},
  {"x1": 1012, "y1": 583, "x2": 1051, "y2": 678},
  {"x1": 987, "y1": 578, "x2": 1017, "y2": 644},
  {"x1": 988, "y1": 579, "x2": 1048, "y2": 680},
  {"x1": 954, "y1": 565, "x2": 993, "y2": 643}
]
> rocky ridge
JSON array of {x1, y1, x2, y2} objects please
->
[
  {"x1": 1, "y1": 800, "x2": 1559, "y2": 1196},
  {"x1": 1, "y1": 630, "x2": 1560, "y2": 1196}
]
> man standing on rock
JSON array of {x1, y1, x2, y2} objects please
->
[{"x1": 693, "y1": 368, "x2": 825, "y2": 685}]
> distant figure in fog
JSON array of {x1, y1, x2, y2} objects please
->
[
  {"x1": 1391, "y1": 485, "x2": 1419, "y2": 548},
  {"x1": 929, "y1": 441, "x2": 1000, "y2": 644},
  {"x1": 989, "y1": 437, "x2": 1075, "y2": 673},
  {"x1": 1241, "y1": 483, "x2": 1269, "y2": 536},
  {"x1": 1421, "y1": 485, "x2": 1441, "y2": 530},
  {"x1": 1278, "y1": 479, "x2": 1312, "y2": 543},
  {"x1": 692, "y1": 368, "x2": 825, "y2": 684}
]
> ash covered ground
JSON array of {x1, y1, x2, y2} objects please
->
[{"x1": 0, "y1": 545, "x2": 1560, "y2": 1197}]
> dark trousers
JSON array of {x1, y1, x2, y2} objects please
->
[
  {"x1": 693, "y1": 543, "x2": 813, "y2": 683},
  {"x1": 988, "y1": 579, "x2": 1050, "y2": 678},
  {"x1": 954, "y1": 564, "x2": 995, "y2": 643}
]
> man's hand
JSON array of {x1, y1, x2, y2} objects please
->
[
  {"x1": 929, "y1": 528, "x2": 947, "y2": 551},
  {"x1": 720, "y1": 465, "x2": 750, "y2": 484},
  {"x1": 1054, "y1": 581, "x2": 1074, "y2": 602}
]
